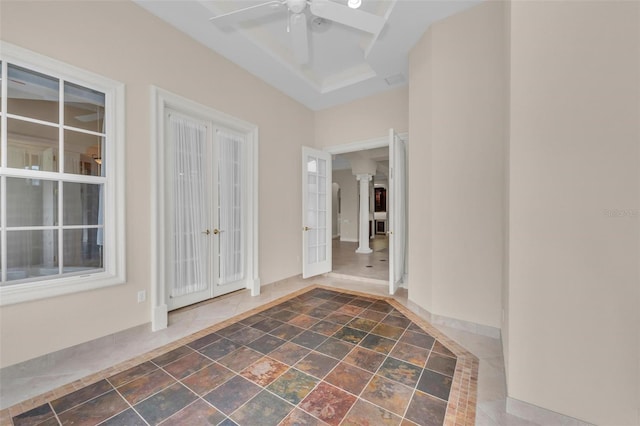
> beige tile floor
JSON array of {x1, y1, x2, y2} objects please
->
[
  {"x1": 0, "y1": 274, "x2": 544, "y2": 425},
  {"x1": 331, "y1": 235, "x2": 389, "y2": 283}
]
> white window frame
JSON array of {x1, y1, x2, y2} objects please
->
[{"x1": 0, "y1": 42, "x2": 126, "y2": 306}]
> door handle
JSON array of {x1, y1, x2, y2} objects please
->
[
  {"x1": 303, "y1": 226, "x2": 311, "y2": 231},
  {"x1": 213, "y1": 228, "x2": 221, "y2": 235},
  {"x1": 202, "y1": 229, "x2": 211, "y2": 236}
]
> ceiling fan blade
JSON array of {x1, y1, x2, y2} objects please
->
[
  {"x1": 310, "y1": 0, "x2": 385, "y2": 34},
  {"x1": 209, "y1": 1, "x2": 284, "y2": 27},
  {"x1": 290, "y1": 13, "x2": 309, "y2": 64}
]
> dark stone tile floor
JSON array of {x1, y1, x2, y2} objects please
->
[{"x1": 12, "y1": 288, "x2": 458, "y2": 426}]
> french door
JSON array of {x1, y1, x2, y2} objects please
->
[
  {"x1": 166, "y1": 111, "x2": 247, "y2": 310},
  {"x1": 302, "y1": 147, "x2": 332, "y2": 278},
  {"x1": 389, "y1": 128, "x2": 407, "y2": 294}
]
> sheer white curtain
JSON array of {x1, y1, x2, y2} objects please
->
[
  {"x1": 217, "y1": 129, "x2": 245, "y2": 284},
  {"x1": 170, "y1": 115, "x2": 208, "y2": 297}
]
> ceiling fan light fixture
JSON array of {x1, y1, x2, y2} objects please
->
[{"x1": 347, "y1": 0, "x2": 362, "y2": 9}]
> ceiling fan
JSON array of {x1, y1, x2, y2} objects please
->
[{"x1": 209, "y1": 0, "x2": 386, "y2": 65}]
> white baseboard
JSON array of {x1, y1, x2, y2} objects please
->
[
  {"x1": 506, "y1": 398, "x2": 595, "y2": 426},
  {"x1": 406, "y1": 299, "x2": 501, "y2": 339},
  {"x1": 340, "y1": 237, "x2": 358, "y2": 243}
]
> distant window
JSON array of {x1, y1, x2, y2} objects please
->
[{"x1": 0, "y1": 43, "x2": 125, "y2": 305}]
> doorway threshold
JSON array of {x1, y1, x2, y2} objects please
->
[{"x1": 324, "y1": 272, "x2": 388, "y2": 286}]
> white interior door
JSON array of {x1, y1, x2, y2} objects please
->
[
  {"x1": 388, "y1": 129, "x2": 407, "y2": 294},
  {"x1": 302, "y1": 146, "x2": 332, "y2": 278},
  {"x1": 213, "y1": 127, "x2": 247, "y2": 297},
  {"x1": 166, "y1": 112, "x2": 214, "y2": 310},
  {"x1": 166, "y1": 114, "x2": 249, "y2": 310}
]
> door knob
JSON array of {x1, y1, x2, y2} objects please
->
[
  {"x1": 303, "y1": 226, "x2": 311, "y2": 231},
  {"x1": 202, "y1": 229, "x2": 211, "y2": 235},
  {"x1": 213, "y1": 228, "x2": 220, "y2": 235}
]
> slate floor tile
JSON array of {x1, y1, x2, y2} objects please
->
[
  {"x1": 226, "y1": 327, "x2": 265, "y2": 345},
  {"x1": 181, "y1": 362, "x2": 234, "y2": 395},
  {"x1": 292, "y1": 330, "x2": 328, "y2": 349},
  {"x1": 151, "y1": 346, "x2": 194, "y2": 367},
  {"x1": 381, "y1": 315, "x2": 412, "y2": 329},
  {"x1": 359, "y1": 333, "x2": 396, "y2": 355},
  {"x1": 389, "y1": 342, "x2": 430, "y2": 368},
  {"x1": 332, "y1": 326, "x2": 367, "y2": 344},
  {"x1": 288, "y1": 314, "x2": 319, "y2": 329},
  {"x1": 346, "y1": 317, "x2": 378, "y2": 332},
  {"x1": 217, "y1": 346, "x2": 264, "y2": 372},
  {"x1": 360, "y1": 375, "x2": 413, "y2": 416},
  {"x1": 308, "y1": 320, "x2": 342, "y2": 336},
  {"x1": 198, "y1": 338, "x2": 240, "y2": 360},
  {"x1": 270, "y1": 323, "x2": 305, "y2": 340},
  {"x1": 324, "y1": 312, "x2": 354, "y2": 325},
  {"x1": 324, "y1": 362, "x2": 372, "y2": 395},
  {"x1": 267, "y1": 368, "x2": 319, "y2": 405},
  {"x1": 231, "y1": 390, "x2": 293, "y2": 426},
  {"x1": 240, "y1": 357, "x2": 289, "y2": 386},
  {"x1": 134, "y1": 383, "x2": 197, "y2": 425},
  {"x1": 57, "y1": 390, "x2": 128, "y2": 426},
  {"x1": 341, "y1": 399, "x2": 401, "y2": 426},
  {"x1": 11, "y1": 404, "x2": 54, "y2": 426},
  {"x1": 343, "y1": 347, "x2": 386, "y2": 373},
  {"x1": 300, "y1": 382, "x2": 356, "y2": 426},
  {"x1": 268, "y1": 342, "x2": 312, "y2": 366},
  {"x1": 161, "y1": 399, "x2": 226, "y2": 426},
  {"x1": 404, "y1": 390, "x2": 447, "y2": 426},
  {"x1": 247, "y1": 334, "x2": 287, "y2": 354},
  {"x1": 187, "y1": 332, "x2": 223, "y2": 351},
  {"x1": 295, "y1": 352, "x2": 339, "y2": 379},
  {"x1": 280, "y1": 408, "x2": 329, "y2": 426},
  {"x1": 426, "y1": 352, "x2": 457, "y2": 377},
  {"x1": 432, "y1": 340, "x2": 456, "y2": 358},
  {"x1": 51, "y1": 379, "x2": 113, "y2": 413},
  {"x1": 399, "y1": 330, "x2": 436, "y2": 350},
  {"x1": 163, "y1": 351, "x2": 212, "y2": 380},
  {"x1": 251, "y1": 317, "x2": 285, "y2": 333},
  {"x1": 417, "y1": 369, "x2": 453, "y2": 401},
  {"x1": 203, "y1": 376, "x2": 261, "y2": 415},
  {"x1": 315, "y1": 338, "x2": 354, "y2": 360},
  {"x1": 371, "y1": 323, "x2": 405, "y2": 340},
  {"x1": 358, "y1": 309, "x2": 387, "y2": 322},
  {"x1": 117, "y1": 368, "x2": 175, "y2": 404},
  {"x1": 101, "y1": 408, "x2": 147, "y2": 426},
  {"x1": 215, "y1": 323, "x2": 247, "y2": 338},
  {"x1": 377, "y1": 357, "x2": 423, "y2": 387}
]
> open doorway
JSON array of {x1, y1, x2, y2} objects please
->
[
  {"x1": 330, "y1": 148, "x2": 390, "y2": 283},
  {"x1": 302, "y1": 130, "x2": 407, "y2": 294}
]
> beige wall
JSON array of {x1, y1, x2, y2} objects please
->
[
  {"x1": 407, "y1": 25, "x2": 434, "y2": 313},
  {"x1": 408, "y1": 1, "x2": 506, "y2": 329},
  {"x1": 507, "y1": 1, "x2": 639, "y2": 424},
  {"x1": 0, "y1": 0, "x2": 313, "y2": 368},
  {"x1": 314, "y1": 87, "x2": 408, "y2": 148}
]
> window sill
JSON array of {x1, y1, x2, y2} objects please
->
[{"x1": 0, "y1": 271, "x2": 126, "y2": 306}]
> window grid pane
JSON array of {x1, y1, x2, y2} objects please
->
[{"x1": 1, "y1": 61, "x2": 107, "y2": 285}]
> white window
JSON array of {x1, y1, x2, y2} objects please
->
[{"x1": 0, "y1": 42, "x2": 125, "y2": 305}]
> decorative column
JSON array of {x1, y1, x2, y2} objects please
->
[{"x1": 356, "y1": 174, "x2": 373, "y2": 254}]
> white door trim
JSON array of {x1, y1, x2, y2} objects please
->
[
  {"x1": 150, "y1": 87, "x2": 260, "y2": 331},
  {"x1": 324, "y1": 132, "x2": 408, "y2": 288}
]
